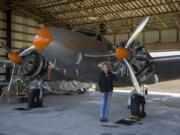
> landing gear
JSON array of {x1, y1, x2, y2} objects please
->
[
  {"x1": 130, "y1": 93, "x2": 146, "y2": 118},
  {"x1": 28, "y1": 89, "x2": 43, "y2": 108},
  {"x1": 128, "y1": 89, "x2": 146, "y2": 119}
]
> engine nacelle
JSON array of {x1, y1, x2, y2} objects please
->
[
  {"x1": 111, "y1": 40, "x2": 156, "y2": 83},
  {"x1": 16, "y1": 51, "x2": 48, "y2": 79}
]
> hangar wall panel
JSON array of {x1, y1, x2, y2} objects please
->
[
  {"x1": 0, "y1": 11, "x2": 43, "y2": 81},
  {"x1": 0, "y1": 45, "x2": 6, "y2": 55},
  {"x1": 116, "y1": 33, "x2": 128, "y2": 44},
  {"x1": 0, "y1": 12, "x2": 6, "y2": 19},
  {"x1": 161, "y1": 29, "x2": 177, "y2": 42},
  {"x1": 12, "y1": 15, "x2": 24, "y2": 23},
  {"x1": 12, "y1": 41, "x2": 24, "y2": 49},
  {"x1": 12, "y1": 32, "x2": 24, "y2": 40},
  {"x1": 104, "y1": 29, "x2": 179, "y2": 47},
  {"x1": 0, "y1": 12, "x2": 6, "y2": 80},
  {"x1": 28, "y1": 27, "x2": 37, "y2": 34},
  {"x1": 179, "y1": 29, "x2": 180, "y2": 42},
  {"x1": 0, "y1": 21, "x2": 6, "y2": 28},
  {"x1": 104, "y1": 35, "x2": 114, "y2": 44},
  {"x1": 11, "y1": 14, "x2": 43, "y2": 49},
  {"x1": 0, "y1": 30, "x2": 6, "y2": 37},
  {"x1": 144, "y1": 31, "x2": 159, "y2": 43},
  {"x1": 27, "y1": 35, "x2": 34, "y2": 41},
  {"x1": 137, "y1": 33, "x2": 143, "y2": 43},
  {"x1": 12, "y1": 24, "x2": 24, "y2": 31}
]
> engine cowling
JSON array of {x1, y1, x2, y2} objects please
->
[
  {"x1": 16, "y1": 51, "x2": 48, "y2": 79},
  {"x1": 111, "y1": 40, "x2": 155, "y2": 83}
]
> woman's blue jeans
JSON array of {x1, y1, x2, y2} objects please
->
[{"x1": 100, "y1": 92, "x2": 112, "y2": 119}]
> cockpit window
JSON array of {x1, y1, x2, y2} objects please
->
[
  {"x1": 76, "y1": 29, "x2": 102, "y2": 43},
  {"x1": 96, "y1": 35, "x2": 102, "y2": 42},
  {"x1": 76, "y1": 29, "x2": 96, "y2": 37}
]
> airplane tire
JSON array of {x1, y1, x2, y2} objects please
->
[{"x1": 130, "y1": 94, "x2": 146, "y2": 117}]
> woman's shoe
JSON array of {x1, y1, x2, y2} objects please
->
[{"x1": 100, "y1": 118, "x2": 108, "y2": 122}]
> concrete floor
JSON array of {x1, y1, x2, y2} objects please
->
[
  {"x1": 0, "y1": 88, "x2": 180, "y2": 135},
  {"x1": 1, "y1": 79, "x2": 180, "y2": 135}
]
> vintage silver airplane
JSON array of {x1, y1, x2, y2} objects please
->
[{"x1": 1, "y1": 16, "x2": 180, "y2": 94}]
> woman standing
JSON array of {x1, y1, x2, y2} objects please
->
[{"x1": 98, "y1": 63, "x2": 114, "y2": 122}]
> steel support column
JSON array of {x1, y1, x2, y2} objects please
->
[{"x1": 6, "y1": 10, "x2": 12, "y2": 81}]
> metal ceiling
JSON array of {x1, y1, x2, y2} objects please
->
[{"x1": 1, "y1": 0, "x2": 180, "y2": 34}]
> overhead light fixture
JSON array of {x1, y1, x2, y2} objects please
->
[
  {"x1": 89, "y1": 16, "x2": 98, "y2": 20},
  {"x1": 89, "y1": 9, "x2": 98, "y2": 20}
]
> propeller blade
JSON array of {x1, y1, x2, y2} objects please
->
[
  {"x1": 7, "y1": 63, "x2": 16, "y2": 93},
  {"x1": 76, "y1": 53, "x2": 83, "y2": 64},
  {"x1": 125, "y1": 16, "x2": 149, "y2": 48},
  {"x1": 19, "y1": 46, "x2": 35, "y2": 56},
  {"x1": 84, "y1": 53, "x2": 115, "y2": 58},
  {"x1": 1, "y1": 42, "x2": 35, "y2": 63},
  {"x1": 124, "y1": 59, "x2": 141, "y2": 93},
  {"x1": 0, "y1": 42, "x2": 11, "y2": 54}
]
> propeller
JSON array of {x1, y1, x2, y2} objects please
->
[
  {"x1": 0, "y1": 42, "x2": 33, "y2": 98},
  {"x1": 0, "y1": 27, "x2": 53, "y2": 73},
  {"x1": 0, "y1": 27, "x2": 53, "y2": 64},
  {"x1": 85, "y1": 16, "x2": 150, "y2": 94},
  {"x1": 0, "y1": 28, "x2": 53, "y2": 98}
]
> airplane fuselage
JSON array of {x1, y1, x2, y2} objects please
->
[{"x1": 39, "y1": 27, "x2": 112, "y2": 82}]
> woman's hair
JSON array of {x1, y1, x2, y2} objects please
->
[{"x1": 102, "y1": 63, "x2": 111, "y2": 68}]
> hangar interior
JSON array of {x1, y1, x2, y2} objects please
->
[
  {"x1": 0, "y1": 0, "x2": 180, "y2": 135},
  {"x1": 0, "y1": 0, "x2": 179, "y2": 81}
]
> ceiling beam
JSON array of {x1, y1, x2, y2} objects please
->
[
  {"x1": 71, "y1": 11, "x2": 180, "y2": 27},
  {"x1": 102, "y1": 19, "x2": 180, "y2": 31},
  {"x1": 44, "y1": 2, "x2": 179, "y2": 25},
  {"x1": 13, "y1": 7, "x2": 70, "y2": 28},
  {"x1": 1, "y1": 0, "x2": 81, "y2": 11},
  {"x1": 35, "y1": 0, "x2": 139, "y2": 17},
  {"x1": 38, "y1": 0, "x2": 83, "y2": 10},
  {"x1": 101, "y1": 26, "x2": 180, "y2": 35},
  {"x1": 155, "y1": 15, "x2": 168, "y2": 28},
  {"x1": 38, "y1": 0, "x2": 178, "y2": 18}
]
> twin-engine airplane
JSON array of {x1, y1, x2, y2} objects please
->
[{"x1": 1, "y1": 16, "x2": 180, "y2": 94}]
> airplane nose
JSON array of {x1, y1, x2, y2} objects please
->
[{"x1": 33, "y1": 28, "x2": 53, "y2": 51}]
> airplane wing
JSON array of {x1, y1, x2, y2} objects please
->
[
  {"x1": 150, "y1": 51, "x2": 180, "y2": 61},
  {"x1": 0, "y1": 59, "x2": 13, "y2": 67},
  {"x1": 150, "y1": 51, "x2": 180, "y2": 82}
]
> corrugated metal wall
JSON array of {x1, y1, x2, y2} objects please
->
[
  {"x1": 0, "y1": 11, "x2": 43, "y2": 81},
  {"x1": 104, "y1": 28, "x2": 180, "y2": 45},
  {"x1": 161, "y1": 29, "x2": 177, "y2": 42},
  {"x1": 11, "y1": 15, "x2": 43, "y2": 51},
  {"x1": 104, "y1": 35, "x2": 114, "y2": 44},
  {"x1": 144, "y1": 31, "x2": 159, "y2": 43},
  {"x1": 179, "y1": 29, "x2": 180, "y2": 42},
  {"x1": 0, "y1": 11, "x2": 7, "y2": 81},
  {"x1": 116, "y1": 34, "x2": 128, "y2": 45}
]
